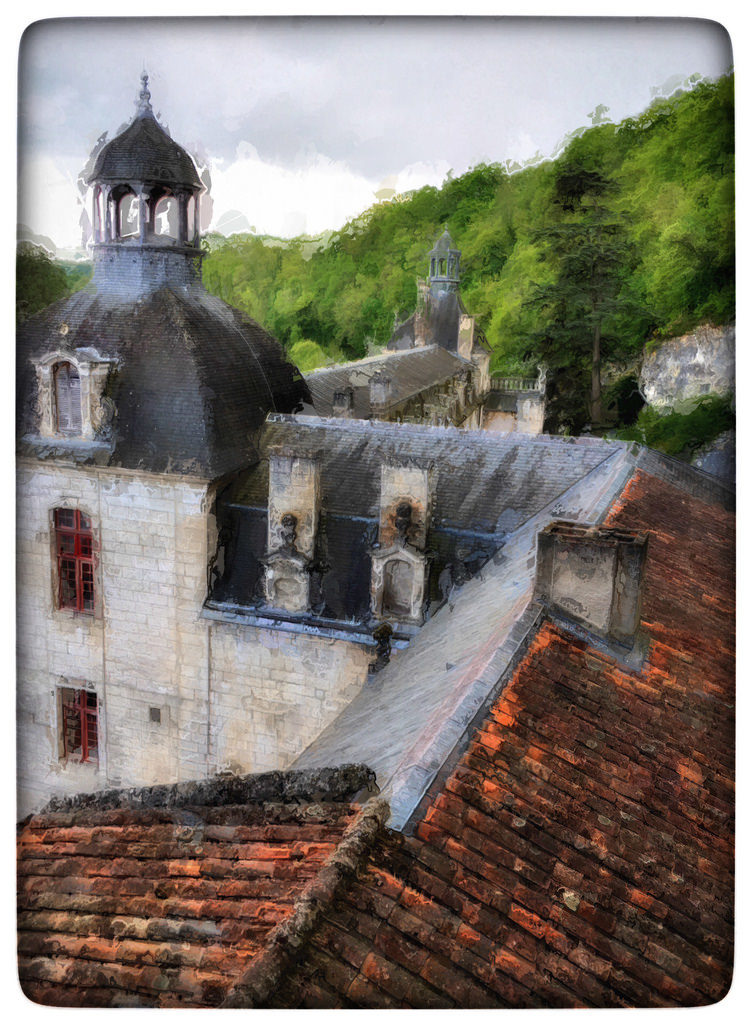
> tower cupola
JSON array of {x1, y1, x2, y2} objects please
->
[
  {"x1": 85, "y1": 73, "x2": 205, "y2": 294},
  {"x1": 428, "y1": 228, "x2": 460, "y2": 291}
]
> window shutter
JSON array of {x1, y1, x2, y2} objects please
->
[{"x1": 55, "y1": 363, "x2": 82, "y2": 433}]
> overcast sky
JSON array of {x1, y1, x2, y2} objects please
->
[{"x1": 17, "y1": 16, "x2": 732, "y2": 252}]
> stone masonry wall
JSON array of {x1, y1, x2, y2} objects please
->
[
  {"x1": 17, "y1": 460, "x2": 373, "y2": 818},
  {"x1": 207, "y1": 624, "x2": 371, "y2": 774},
  {"x1": 16, "y1": 461, "x2": 213, "y2": 816}
]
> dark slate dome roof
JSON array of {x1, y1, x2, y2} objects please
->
[
  {"x1": 17, "y1": 286, "x2": 311, "y2": 478},
  {"x1": 88, "y1": 111, "x2": 203, "y2": 190},
  {"x1": 430, "y1": 229, "x2": 458, "y2": 254}
]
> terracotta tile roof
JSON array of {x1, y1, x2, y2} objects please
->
[
  {"x1": 18, "y1": 802, "x2": 359, "y2": 1007},
  {"x1": 265, "y1": 470, "x2": 734, "y2": 1008}
]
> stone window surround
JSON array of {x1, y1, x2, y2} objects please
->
[
  {"x1": 34, "y1": 348, "x2": 117, "y2": 441},
  {"x1": 53, "y1": 678, "x2": 105, "y2": 775}
]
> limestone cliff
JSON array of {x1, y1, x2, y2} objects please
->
[{"x1": 639, "y1": 324, "x2": 734, "y2": 410}]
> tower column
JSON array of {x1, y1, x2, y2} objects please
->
[
  {"x1": 176, "y1": 189, "x2": 189, "y2": 245},
  {"x1": 103, "y1": 186, "x2": 113, "y2": 241},
  {"x1": 138, "y1": 185, "x2": 150, "y2": 244},
  {"x1": 192, "y1": 194, "x2": 201, "y2": 246}
]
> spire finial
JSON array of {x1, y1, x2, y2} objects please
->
[{"x1": 136, "y1": 71, "x2": 153, "y2": 118}]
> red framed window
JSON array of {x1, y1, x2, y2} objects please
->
[
  {"x1": 54, "y1": 509, "x2": 95, "y2": 612},
  {"x1": 54, "y1": 362, "x2": 82, "y2": 433},
  {"x1": 61, "y1": 688, "x2": 99, "y2": 764}
]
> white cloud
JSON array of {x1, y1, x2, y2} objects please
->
[
  {"x1": 209, "y1": 148, "x2": 378, "y2": 238},
  {"x1": 395, "y1": 160, "x2": 452, "y2": 196},
  {"x1": 17, "y1": 155, "x2": 84, "y2": 250}
]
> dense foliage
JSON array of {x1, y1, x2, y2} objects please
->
[
  {"x1": 17, "y1": 75, "x2": 733, "y2": 446},
  {"x1": 614, "y1": 394, "x2": 734, "y2": 457},
  {"x1": 16, "y1": 246, "x2": 92, "y2": 323},
  {"x1": 201, "y1": 74, "x2": 734, "y2": 391}
]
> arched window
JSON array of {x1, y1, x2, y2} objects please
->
[
  {"x1": 154, "y1": 194, "x2": 179, "y2": 239},
  {"x1": 118, "y1": 192, "x2": 140, "y2": 238},
  {"x1": 54, "y1": 509, "x2": 95, "y2": 613},
  {"x1": 382, "y1": 558, "x2": 413, "y2": 618},
  {"x1": 54, "y1": 362, "x2": 82, "y2": 433}
]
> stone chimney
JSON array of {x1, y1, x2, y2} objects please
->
[
  {"x1": 369, "y1": 371, "x2": 393, "y2": 410},
  {"x1": 534, "y1": 521, "x2": 649, "y2": 647},
  {"x1": 332, "y1": 387, "x2": 354, "y2": 418},
  {"x1": 264, "y1": 450, "x2": 321, "y2": 613}
]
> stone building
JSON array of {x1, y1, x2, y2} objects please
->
[
  {"x1": 17, "y1": 463, "x2": 734, "y2": 1008},
  {"x1": 15, "y1": 76, "x2": 735, "y2": 1009},
  {"x1": 16, "y1": 76, "x2": 312, "y2": 814},
  {"x1": 483, "y1": 367, "x2": 547, "y2": 434},
  {"x1": 13, "y1": 79, "x2": 628, "y2": 817},
  {"x1": 305, "y1": 231, "x2": 490, "y2": 429},
  {"x1": 311, "y1": 228, "x2": 545, "y2": 434},
  {"x1": 305, "y1": 345, "x2": 485, "y2": 428}
]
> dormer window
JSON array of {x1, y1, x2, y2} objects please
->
[
  {"x1": 54, "y1": 362, "x2": 82, "y2": 433},
  {"x1": 33, "y1": 349, "x2": 117, "y2": 442}
]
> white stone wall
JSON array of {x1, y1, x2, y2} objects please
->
[
  {"x1": 17, "y1": 459, "x2": 372, "y2": 818},
  {"x1": 207, "y1": 623, "x2": 370, "y2": 774},
  {"x1": 16, "y1": 461, "x2": 212, "y2": 816}
]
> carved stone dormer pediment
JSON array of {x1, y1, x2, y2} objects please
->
[
  {"x1": 34, "y1": 347, "x2": 118, "y2": 441},
  {"x1": 263, "y1": 512, "x2": 312, "y2": 614},
  {"x1": 264, "y1": 547, "x2": 311, "y2": 614},
  {"x1": 370, "y1": 541, "x2": 427, "y2": 626}
]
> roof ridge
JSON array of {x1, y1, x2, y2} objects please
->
[
  {"x1": 33, "y1": 764, "x2": 376, "y2": 819},
  {"x1": 223, "y1": 796, "x2": 390, "y2": 1007},
  {"x1": 305, "y1": 344, "x2": 451, "y2": 376}
]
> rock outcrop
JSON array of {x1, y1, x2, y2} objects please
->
[{"x1": 639, "y1": 323, "x2": 734, "y2": 410}]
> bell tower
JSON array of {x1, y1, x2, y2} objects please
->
[
  {"x1": 86, "y1": 73, "x2": 205, "y2": 295},
  {"x1": 427, "y1": 228, "x2": 460, "y2": 292}
]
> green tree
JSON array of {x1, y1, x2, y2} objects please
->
[
  {"x1": 16, "y1": 246, "x2": 70, "y2": 323},
  {"x1": 526, "y1": 162, "x2": 638, "y2": 430}
]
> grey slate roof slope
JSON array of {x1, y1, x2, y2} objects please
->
[
  {"x1": 292, "y1": 443, "x2": 635, "y2": 828},
  {"x1": 305, "y1": 346, "x2": 469, "y2": 419},
  {"x1": 17, "y1": 286, "x2": 310, "y2": 479},
  {"x1": 231, "y1": 415, "x2": 622, "y2": 536}
]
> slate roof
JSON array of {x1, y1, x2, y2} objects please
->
[
  {"x1": 430, "y1": 228, "x2": 459, "y2": 255},
  {"x1": 16, "y1": 469, "x2": 734, "y2": 1008},
  {"x1": 17, "y1": 286, "x2": 310, "y2": 478},
  {"x1": 87, "y1": 97, "x2": 202, "y2": 190},
  {"x1": 211, "y1": 417, "x2": 628, "y2": 622},
  {"x1": 230, "y1": 415, "x2": 623, "y2": 534},
  {"x1": 305, "y1": 346, "x2": 470, "y2": 419}
]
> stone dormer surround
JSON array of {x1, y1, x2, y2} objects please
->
[
  {"x1": 370, "y1": 461, "x2": 434, "y2": 626},
  {"x1": 34, "y1": 346, "x2": 118, "y2": 441}
]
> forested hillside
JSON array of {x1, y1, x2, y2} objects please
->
[
  {"x1": 17, "y1": 75, "x2": 733, "y2": 436},
  {"x1": 201, "y1": 74, "x2": 733, "y2": 408}
]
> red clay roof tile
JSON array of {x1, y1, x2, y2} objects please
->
[{"x1": 18, "y1": 802, "x2": 359, "y2": 1007}]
